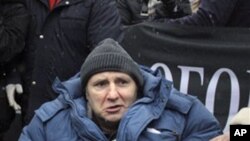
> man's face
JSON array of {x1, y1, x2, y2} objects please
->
[{"x1": 86, "y1": 71, "x2": 137, "y2": 123}]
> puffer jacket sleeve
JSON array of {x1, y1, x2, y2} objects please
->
[
  {"x1": 19, "y1": 96, "x2": 68, "y2": 141},
  {"x1": 182, "y1": 98, "x2": 222, "y2": 141},
  {"x1": 87, "y1": 0, "x2": 123, "y2": 49},
  {"x1": 19, "y1": 115, "x2": 45, "y2": 141},
  {"x1": 0, "y1": 1, "x2": 29, "y2": 63}
]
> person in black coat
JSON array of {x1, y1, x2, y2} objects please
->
[
  {"x1": 0, "y1": 0, "x2": 29, "y2": 139},
  {"x1": 10, "y1": 0, "x2": 124, "y2": 126}
]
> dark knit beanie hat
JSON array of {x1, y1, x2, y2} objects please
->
[{"x1": 80, "y1": 38, "x2": 143, "y2": 90}]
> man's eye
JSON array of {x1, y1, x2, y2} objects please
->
[
  {"x1": 118, "y1": 80, "x2": 128, "y2": 85},
  {"x1": 95, "y1": 81, "x2": 107, "y2": 87}
]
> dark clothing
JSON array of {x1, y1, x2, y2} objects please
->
[
  {"x1": 0, "y1": 0, "x2": 29, "y2": 63},
  {"x1": 165, "y1": 0, "x2": 250, "y2": 27},
  {"x1": 117, "y1": 0, "x2": 191, "y2": 25},
  {"x1": 0, "y1": 0, "x2": 29, "y2": 137},
  {"x1": 22, "y1": 0, "x2": 123, "y2": 125}
]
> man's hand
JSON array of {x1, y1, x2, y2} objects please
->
[
  {"x1": 6, "y1": 83, "x2": 23, "y2": 114},
  {"x1": 209, "y1": 132, "x2": 229, "y2": 141},
  {"x1": 230, "y1": 107, "x2": 250, "y2": 125}
]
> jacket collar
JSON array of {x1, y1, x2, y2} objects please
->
[
  {"x1": 116, "y1": 66, "x2": 172, "y2": 140},
  {"x1": 38, "y1": 0, "x2": 84, "y2": 9}
]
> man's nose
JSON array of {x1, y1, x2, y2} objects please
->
[{"x1": 107, "y1": 83, "x2": 119, "y2": 100}]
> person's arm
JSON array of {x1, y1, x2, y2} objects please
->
[
  {"x1": 116, "y1": 0, "x2": 133, "y2": 25},
  {"x1": 6, "y1": 66, "x2": 23, "y2": 113},
  {"x1": 161, "y1": 0, "x2": 238, "y2": 26},
  {"x1": 87, "y1": 0, "x2": 123, "y2": 48},
  {"x1": 0, "y1": 0, "x2": 29, "y2": 63},
  {"x1": 0, "y1": 0, "x2": 29, "y2": 113},
  {"x1": 19, "y1": 115, "x2": 45, "y2": 141},
  {"x1": 182, "y1": 99, "x2": 223, "y2": 140}
]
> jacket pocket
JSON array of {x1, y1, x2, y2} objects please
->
[{"x1": 140, "y1": 128, "x2": 180, "y2": 141}]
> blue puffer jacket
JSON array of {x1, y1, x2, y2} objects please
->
[{"x1": 19, "y1": 66, "x2": 222, "y2": 141}]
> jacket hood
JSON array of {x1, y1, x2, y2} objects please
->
[
  {"x1": 53, "y1": 65, "x2": 172, "y2": 102},
  {"x1": 53, "y1": 72, "x2": 82, "y2": 99},
  {"x1": 52, "y1": 65, "x2": 173, "y2": 119},
  {"x1": 52, "y1": 72, "x2": 88, "y2": 117},
  {"x1": 139, "y1": 66, "x2": 172, "y2": 100}
]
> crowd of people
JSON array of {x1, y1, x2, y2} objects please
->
[{"x1": 1, "y1": 0, "x2": 250, "y2": 140}]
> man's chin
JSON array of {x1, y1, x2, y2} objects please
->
[{"x1": 104, "y1": 116, "x2": 122, "y2": 124}]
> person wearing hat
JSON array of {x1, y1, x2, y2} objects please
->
[{"x1": 19, "y1": 38, "x2": 222, "y2": 141}]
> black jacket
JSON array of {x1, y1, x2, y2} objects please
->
[
  {"x1": 163, "y1": 0, "x2": 250, "y2": 27},
  {"x1": 0, "y1": 0, "x2": 29, "y2": 134},
  {"x1": 22, "y1": 0, "x2": 123, "y2": 124},
  {"x1": 0, "y1": 0, "x2": 29, "y2": 63}
]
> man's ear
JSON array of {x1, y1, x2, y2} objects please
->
[{"x1": 85, "y1": 88, "x2": 89, "y2": 101}]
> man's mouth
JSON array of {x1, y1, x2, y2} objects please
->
[{"x1": 106, "y1": 105, "x2": 122, "y2": 113}]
